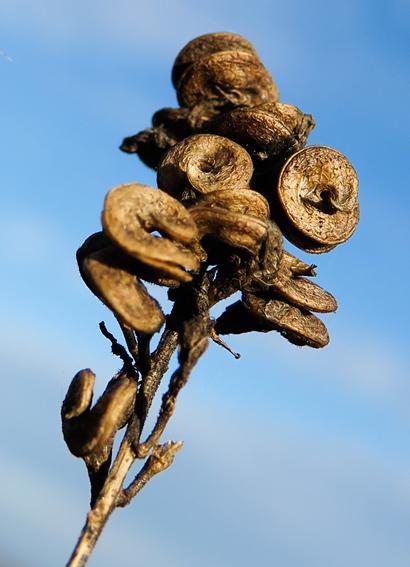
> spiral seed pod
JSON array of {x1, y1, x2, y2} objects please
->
[
  {"x1": 209, "y1": 102, "x2": 314, "y2": 162},
  {"x1": 276, "y1": 146, "x2": 359, "y2": 252},
  {"x1": 176, "y1": 51, "x2": 279, "y2": 117},
  {"x1": 259, "y1": 250, "x2": 337, "y2": 312},
  {"x1": 172, "y1": 32, "x2": 259, "y2": 88},
  {"x1": 83, "y1": 247, "x2": 165, "y2": 333},
  {"x1": 157, "y1": 134, "x2": 254, "y2": 199},
  {"x1": 102, "y1": 183, "x2": 199, "y2": 280}
]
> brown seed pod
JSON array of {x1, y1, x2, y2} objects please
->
[
  {"x1": 260, "y1": 250, "x2": 337, "y2": 312},
  {"x1": 102, "y1": 183, "x2": 199, "y2": 281},
  {"x1": 190, "y1": 205, "x2": 268, "y2": 254},
  {"x1": 249, "y1": 221, "x2": 283, "y2": 285},
  {"x1": 172, "y1": 32, "x2": 259, "y2": 88},
  {"x1": 157, "y1": 134, "x2": 254, "y2": 199},
  {"x1": 77, "y1": 232, "x2": 181, "y2": 290},
  {"x1": 177, "y1": 50, "x2": 279, "y2": 113},
  {"x1": 83, "y1": 247, "x2": 165, "y2": 334},
  {"x1": 277, "y1": 146, "x2": 359, "y2": 250},
  {"x1": 152, "y1": 106, "x2": 191, "y2": 132},
  {"x1": 61, "y1": 369, "x2": 96, "y2": 421},
  {"x1": 62, "y1": 371, "x2": 137, "y2": 458},
  {"x1": 243, "y1": 292, "x2": 329, "y2": 347},
  {"x1": 120, "y1": 126, "x2": 179, "y2": 170},
  {"x1": 215, "y1": 295, "x2": 329, "y2": 348},
  {"x1": 194, "y1": 188, "x2": 270, "y2": 219},
  {"x1": 209, "y1": 102, "x2": 315, "y2": 162}
]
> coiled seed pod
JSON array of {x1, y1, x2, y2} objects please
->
[
  {"x1": 276, "y1": 146, "x2": 359, "y2": 252},
  {"x1": 172, "y1": 32, "x2": 258, "y2": 88},
  {"x1": 102, "y1": 183, "x2": 199, "y2": 281},
  {"x1": 157, "y1": 134, "x2": 254, "y2": 199},
  {"x1": 176, "y1": 51, "x2": 279, "y2": 127},
  {"x1": 209, "y1": 102, "x2": 314, "y2": 162},
  {"x1": 82, "y1": 247, "x2": 165, "y2": 334}
]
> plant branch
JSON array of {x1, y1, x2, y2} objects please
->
[
  {"x1": 66, "y1": 325, "x2": 180, "y2": 566},
  {"x1": 99, "y1": 321, "x2": 135, "y2": 375},
  {"x1": 116, "y1": 440, "x2": 183, "y2": 507}
]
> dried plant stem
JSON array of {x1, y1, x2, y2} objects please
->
[
  {"x1": 66, "y1": 274, "x2": 211, "y2": 566},
  {"x1": 66, "y1": 434, "x2": 135, "y2": 567},
  {"x1": 66, "y1": 327, "x2": 180, "y2": 567}
]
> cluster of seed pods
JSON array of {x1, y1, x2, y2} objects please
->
[{"x1": 78, "y1": 32, "x2": 359, "y2": 354}]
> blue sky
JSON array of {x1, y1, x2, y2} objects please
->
[{"x1": 1, "y1": 1, "x2": 409, "y2": 565}]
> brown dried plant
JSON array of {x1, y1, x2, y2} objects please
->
[{"x1": 62, "y1": 32, "x2": 359, "y2": 566}]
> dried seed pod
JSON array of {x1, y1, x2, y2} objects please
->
[
  {"x1": 77, "y1": 232, "x2": 112, "y2": 295},
  {"x1": 102, "y1": 183, "x2": 199, "y2": 281},
  {"x1": 215, "y1": 295, "x2": 329, "y2": 348},
  {"x1": 177, "y1": 50, "x2": 279, "y2": 113},
  {"x1": 120, "y1": 126, "x2": 179, "y2": 170},
  {"x1": 209, "y1": 102, "x2": 314, "y2": 162},
  {"x1": 277, "y1": 146, "x2": 359, "y2": 251},
  {"x1": 62, "y1": 372, "x2": 137, "y2": 458},
  {"x1": 152, "y1": 106, "x2": 191, "y2": 133},
  {"x1": 172, "y1": 32, "x2": 258, "y2": 88},
  {"x1": 157, "y1": 134, "x2": 253, "y2": 199},
  {"x1": 243, "y1": 292, "x2": 329, "y2": 347},
  {"x1": 83, "y1": 247, "x2": 165, "y2": 334},
  {"x1": 77, "y1": 232, "x2": 182, "y2": 289},
  {"x1": 195, "y1": 188, "x2": 270, "y2": 219},
  {"x1": 258, "y1": 250, "x2": 337, "y2": 312},
  {"x1": 190, "y1": 205, "x2": 267, "y2": 254},
  {"x1": 61, "y1": 369, "x2": 95, "y2": 421},
  {"x1": 249, "y1": 221, "x2": 283, "y2": 284}
]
